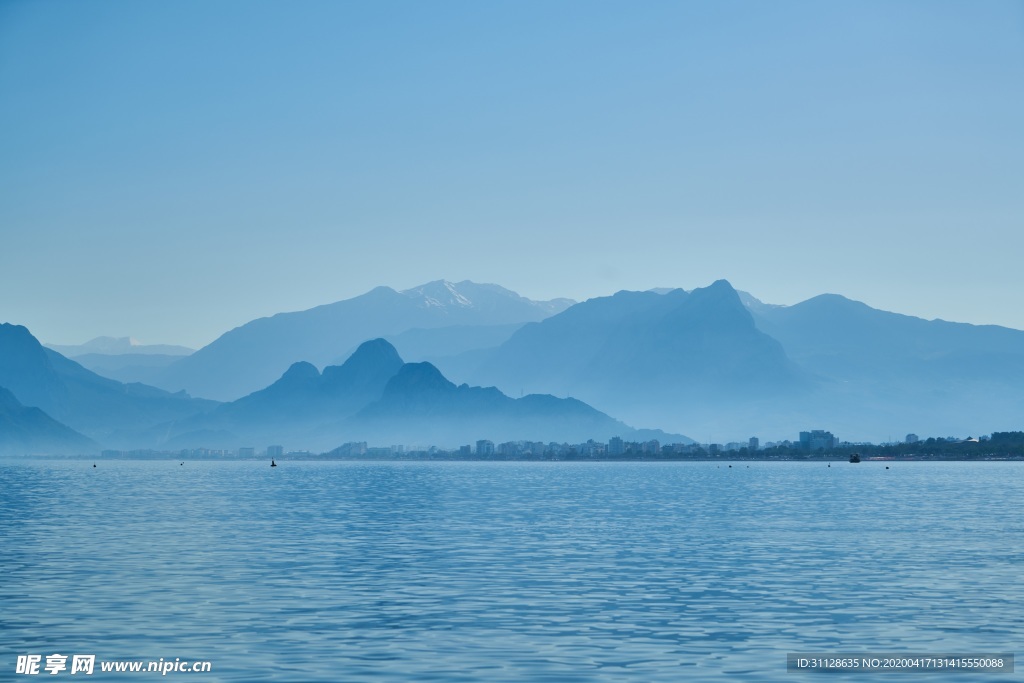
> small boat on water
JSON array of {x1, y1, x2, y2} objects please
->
[{"x1": 849, "y1": 453, "x2": 861, "y2": 463}]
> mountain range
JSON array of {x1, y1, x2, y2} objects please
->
[
  {"x1": 146, "y1": 280, "x2": 573, "y2": 401},
  {"x1": 1, "y1": 323, "x2": 676, "y2": 453},
  {"x1": 162, "y1": 338, "x2": 666, "y2": 451},
  {"x1": 469, "y1": 280, "x2": 808, "y2": 403},
  {"x1": 740, "y1": 291, "x2": 1024, "y2": 440},
  {"x1": 12, "y1": 277, "x2": 1024, "y2": 450},
  {"x1": 47, "y1": 336, "x2": 194, "y2": 357},
  {"x1": 448, "y1": 281, "x2": 1024, "y2": 440},
  {"x1": 43, "y1": 336, "x2": 195, "y2": 387}
]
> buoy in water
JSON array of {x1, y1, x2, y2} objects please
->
[{"x1": 271, "y1": 459, "x2": 277, "y2": 468}]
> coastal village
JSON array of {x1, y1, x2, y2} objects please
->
[{"x1": 92, "y1": 430, "x2": 1024, "y2": 462}]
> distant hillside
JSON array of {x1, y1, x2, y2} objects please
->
[
  {"x1": 152, "y1": 280, "x2": 574, "y2": 401},
  {"x1": 0, "y1": 323, "x2": 217, "y2": 446},
  {"x1": 0, "y1": 386, "x2": 96, "y2": 455},
  {"x1": 749, "y1": 293, "x2": 1024, "y2": 381},
  {"x1": 741, "y1": 292, "x2": 1024, "y2": 439}
]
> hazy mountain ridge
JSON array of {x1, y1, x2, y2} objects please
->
[
  {"x1": 456, "y1": 280, "x2": 1024, "y2": 440},
  {"x1": 738, "y1": 292, "x2": 1024, "y2": 440},
  {"x1": 344, "y1": 323, "x2": 527, "y2": 370},
  {"x1": 0, "y1": 386, "x2": 96, "y2": 455},
  {"x1": 470, "y1": 281, "x2": 810, "y2": 433},
  {"x1": 163, "y1": 339, "x2": 669, "y2": 451},
  {"x1": 47, "y1": 336, "x2": 194, "y2": 357},
  {"x1": 749, "y1": 293, "x2": 1024, "y2": 376},
  {"x1": 9, "y1": 277, "x2": 1024, "y2": 449},
  {"x1": 0, "y1": 324, "x2": 217, "y2": 447},
  {"x1": 473, "y1": 289, "x2": 689, "y2": 393},
  {"x1": 63, "y1": 353, "x2": 187, "y2": 386},
  {"x1": 150, "y1": 280, "x2": 575, "y2": 401},
  {"x1": 195, "y1": 338, "x2": 405, "y2": 431},
  {"x1": 350, "y1": 360, "x2": 640, "y2": 446}
]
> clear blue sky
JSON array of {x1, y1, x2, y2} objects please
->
[{"x1": 2, "y1": 0, "x2": 1022, "y2": 348}]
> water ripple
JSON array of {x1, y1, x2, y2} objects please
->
[{"x1": 1, "y1": 460, "x2": 1020, "y2": 681}]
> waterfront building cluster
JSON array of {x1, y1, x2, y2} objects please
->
[{"x1": 89, "y1": 430, "x2": 1024, "y2": 462}]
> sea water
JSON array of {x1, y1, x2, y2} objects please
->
[{"x1": 1, "y1": 460, "x2": 1020, "y2": 681}]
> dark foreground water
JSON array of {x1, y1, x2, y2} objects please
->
[{"x1": 1, "y1": 460, "x2": 1020, "y2": 681}]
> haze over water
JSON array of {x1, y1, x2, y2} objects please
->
[{"x1": 2, "y1": 460, "x2": 1020, "y2": 681}]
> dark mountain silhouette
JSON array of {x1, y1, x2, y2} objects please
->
[
  {"x1": 0, "y1": 386, "x2": 96, "y2": 455},
  {"x1": 153, "y1": 280, "x2": 574, "y2": 401},
  {"x1": 163, "y1": 339, "x2": 676, "y2": 450},
  {"x1": 350, "y1": 361, "x2": 643, "y2": 446},
  {"x1": 162, "y1": 339, "x2": 403, "y2": 448},
  {"x1": 0, "y1": 323, "x2": 217, "y2": 445},
  {"x1": 221, "y1": 338, "x2": 403, "y2": 422},
  {"x1": 341, "y1": 322, "x2": 526, "y2": 368}
]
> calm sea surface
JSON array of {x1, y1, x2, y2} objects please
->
[{"x1": 1, "y1": 460, "x2": 1021, "y2": 681}]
